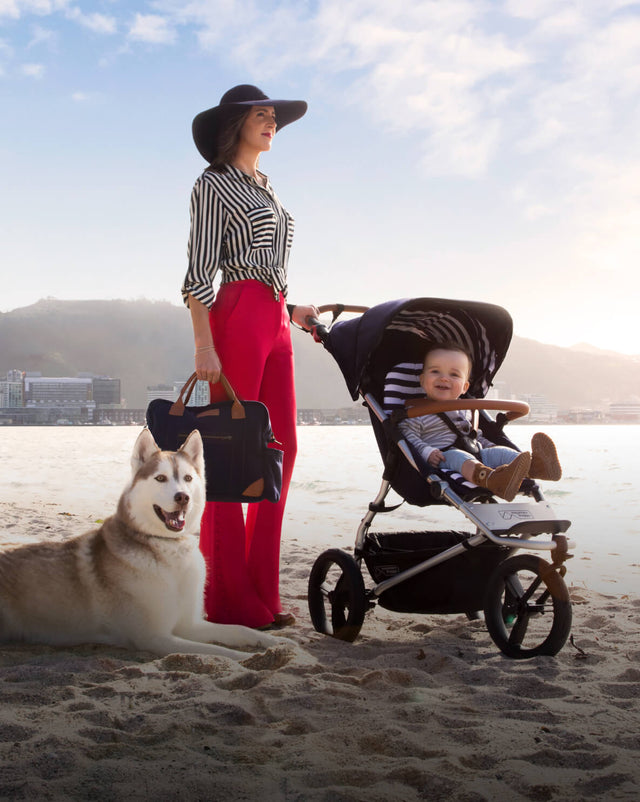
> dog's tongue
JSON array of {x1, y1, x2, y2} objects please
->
[{"x1": 164, "y1": 510, "x2": 186, "y2": 532}]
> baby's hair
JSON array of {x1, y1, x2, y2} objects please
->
[{"x1": 422, "y1": 341, "x2": 473, "y2": 377}]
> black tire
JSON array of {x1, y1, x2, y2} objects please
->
[
  {"x1": 484, "y1": 554, "x2": 572, "y2": 659},
  {"x1": 308, "y1": 549, "x2": 367, "y2": 642}
]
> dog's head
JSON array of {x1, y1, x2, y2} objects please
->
[{"x1": 121, "y1": 429, "x2": 206, "y2": 538}]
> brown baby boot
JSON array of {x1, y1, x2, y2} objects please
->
[
  {"x1": 471, "y1": 452, "x2": 532, "y2": 502},
  {"x1": 529, "y1": 432, "x2": 562, "y2": 481}
]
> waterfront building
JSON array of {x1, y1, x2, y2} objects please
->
[
  {"x1": 173, "y1": 379, "x2": 210, "y2": 406},
  {"x1": 520, "y1": 394, "x2": 558, "y2": 423},
  {"x1": 92, "y1": 377, "x2": 122, "y2": 406},
  {"x1": 0, "y1": 374, "x2": 24, "y2": 408},
  {"x1": 609, "y1": 402, "x2": 640, "y2": 422},
  {"x1": 146, "y1": 385, "x2": 175, "y2": 404}
]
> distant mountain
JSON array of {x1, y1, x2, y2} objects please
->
[
  {"x1": 1, "y1": 298, "x2": 638, "y2": 410},
  {"x1": 569, "y1": 342, "x2": 638, "y2": 359}
]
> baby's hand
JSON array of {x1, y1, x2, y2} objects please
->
[{"x1": 428, "y1": 450, "x2": 444, "y2": 467}]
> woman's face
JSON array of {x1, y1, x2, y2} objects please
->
[{"x1": 238, "y1": 105, "x2": 277, "y2": 154}]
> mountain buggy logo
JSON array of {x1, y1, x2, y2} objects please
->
[
  {"x1": 498, "y1": 509, "x2": 535, "y2": 521},
  {"x1": 374, "y1": 564, "x2": 400, "y2": 579}
]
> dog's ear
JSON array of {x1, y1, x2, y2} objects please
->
[
  {"x1": 131, "y1": 428, "x2": 160, "y2": 472},
  {"x1": 179, "y1": 430, "x2": 205, "y2": 477}
]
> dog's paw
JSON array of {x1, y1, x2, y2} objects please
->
[
  {"x1": 240, "y1": 645, "x2": 294, "y2": 671},
  {"x1": 265, "y1": 633, "x2": 297, "y2": 648},
  {"x1": 251, "y1": 632, "x2": 280, "y2": 649}
]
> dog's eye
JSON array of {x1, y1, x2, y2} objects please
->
[
  {"x1": 155, "y1": 475, "x2": 168, "y2": 483},
  {"x1": 184, "y1": 474, "x2": 193, "y2": 483}
]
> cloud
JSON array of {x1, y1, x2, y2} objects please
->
[
  {"x1": 192, "y1": 0, "x2": 639, "y2": 288},
  {"x1": 0, "y1": 0, "x2": 20, "y2": 19},
  {"x1": 161, "y1": 0, "x2": 640, "y2": 191},
  {"x1": 64, "y1": 7, "x2": 116, "y2": 34},
  {"x1": 27, "y1": 24, "x2": 56, "y2": 48},
  {"x1": 128, "y1": 13, "x2": 175, "y2": 44},
  {"x1": 20, "y1": 60, "x2": 44, "y2": 77},
  {"x1": 0, "y1": 0, "x2": 72, "y2": 19},
  {"x1": 0, "y1": 1, "x2": 114, "y2": 31},
  {"x1": 0, "y1": 36, "x2": 13, "y2": 57},
  {"x1": 158, "y1": 0, "x2": 532, "y2": 176}
]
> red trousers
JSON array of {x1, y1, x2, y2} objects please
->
[{"x1": 200, "y1": 280, "x2": 297, "y2": 628}]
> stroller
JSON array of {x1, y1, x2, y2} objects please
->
[{"x1": 305, "y1": 298, "x2": 573, "y2": 659}]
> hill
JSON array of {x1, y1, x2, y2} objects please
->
[{"x1": 1, "y1": 298, "x2": 638, "y2": 410}]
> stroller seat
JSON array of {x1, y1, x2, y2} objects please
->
[{"x1": 382, "y1": 361, "x2": 539, "y2": 503}]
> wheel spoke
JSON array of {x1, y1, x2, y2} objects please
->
[
  {"x1": 520, "y1": 575, "x2": 543, "y2": 605},
  {"x1": 508, "y1": 610, "x2": 529, "y2": 647}
]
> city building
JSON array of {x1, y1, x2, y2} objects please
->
[
  {"x1": 0, "y1": 371, "x2": 124, "y2": 424},
  {"x1": 23, "y1": 375, "x2": 95, "y2": 422},
  {"x1": 92, "y1": 377, "x2": 122, "y2": 406},
  {"x1": 146, "y1": 380, "x2": 210, "y2": 406},
  {"x1": 609, "y1": 402, "x2": 640, "y2": 422},
  {"x1": 146, "y1": 385, "x2": 175, "y2": 404},
  {"x1": 0, "y1": 371, "x2": 24, "y2": 408},
  {"x1": 173, "y1": 379, "x2": 210, "y2": 406},
  {"x1": 520, "y1": 394, "x2": 558, "y2": 423}
]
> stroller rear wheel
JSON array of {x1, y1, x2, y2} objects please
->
[
  {"x1": 308, "y1": 549, "x2": 367, "y2": 642},
  {"x1": 484, "y1": 554, "x2": 572, "y2": 659}
]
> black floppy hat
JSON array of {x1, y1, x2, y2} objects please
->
[{"x1": 192, "y1": 84, "x2": 308, "y2": 164}]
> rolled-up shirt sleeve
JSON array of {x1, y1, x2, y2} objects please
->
[{"x1": 181, "y1": 176, "x2": 227, "y2": 308}]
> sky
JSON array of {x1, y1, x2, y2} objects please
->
[{"x1": 1, "y1": 0, "x2": 639, "y2": 355}]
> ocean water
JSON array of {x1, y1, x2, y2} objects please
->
[{"x1": 1, "y1": 424, "x2": 638, "y2": 596}]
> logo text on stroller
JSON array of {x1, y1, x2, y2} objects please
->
[
  {"x1": 473, "y1": 501, "x2": 558, "y2": 530},
  {"x1": 498, "y1": 509, "x2": 535, "y2": 521}
]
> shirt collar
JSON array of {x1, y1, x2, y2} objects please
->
[{"x1": 225, "y1": 164, "x2": 271, "y2": 190}]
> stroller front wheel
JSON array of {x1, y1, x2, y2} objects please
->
[
  {"x1": 308, "y1": 549, "x2": 367, "y2": 642},
  {"x1": 484, "y1": 554, "x2": 572, "y2": 659}
]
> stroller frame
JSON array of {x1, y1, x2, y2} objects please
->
[{"x1": 306, "y1": 300, "x2": 574, "y2": 659}]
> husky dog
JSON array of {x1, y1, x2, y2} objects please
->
[{"x1": 0, "y1": 429, "x2": 283, "y2": 660}]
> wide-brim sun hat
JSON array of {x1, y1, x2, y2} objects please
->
[{"x1": 192, "y1": 84, "x2": 308, "y2": 164}]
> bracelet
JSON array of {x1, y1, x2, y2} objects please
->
[{"x1": 195, "y1": 345, "x2": 216, "y2": 355}]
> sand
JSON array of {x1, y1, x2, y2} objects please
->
[{"x1": 1, "y1": 498, "x2": 639, "y2": 802}]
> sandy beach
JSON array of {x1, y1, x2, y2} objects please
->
[{"x1": 1, "y1": 489, "x2": 639, "y2": 801}]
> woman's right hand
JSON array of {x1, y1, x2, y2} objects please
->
[{"x1": 195, "y1": 348, "x2": 222, "y2": 384}]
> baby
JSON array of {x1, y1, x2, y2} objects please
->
[{"x1": 398, "y1": 342, "x2": 562, "y2": 501}]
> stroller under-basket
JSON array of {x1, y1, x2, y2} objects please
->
[{"x1": 305, "y1": 298, "x2": 574, "y2": 659}]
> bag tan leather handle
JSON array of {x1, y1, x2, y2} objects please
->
[
  {"x1": 169, "y1": 372, "x2": 246, "y2": 419},
  {"x1": 405, "y1": 398, "x2": 530, "y2": 422}
]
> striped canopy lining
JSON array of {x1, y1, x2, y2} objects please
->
[{"x1": 385, "y1": 308, "x2": 496, "y2": 397}]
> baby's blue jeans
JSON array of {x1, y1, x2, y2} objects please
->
[{"x1": 443, "y1": 446, "x2": 520, "y2": 475}]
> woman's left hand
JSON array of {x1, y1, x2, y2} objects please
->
[{"x1": 291, "y1": 304, "x2": 320, "y2": 331}]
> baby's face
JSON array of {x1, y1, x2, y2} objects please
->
[{"x1": 420, "y1": 348, "x2": 471, "y2": 401}]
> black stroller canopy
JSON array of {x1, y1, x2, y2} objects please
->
[{"x1": 321, "y1": 297, "x2": 513, "y2": 402}]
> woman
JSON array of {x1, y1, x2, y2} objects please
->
[{"x1": 181, "y1": 84, "x2": 317, "y2": 630}]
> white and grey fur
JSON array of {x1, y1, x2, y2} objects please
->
[{"x1": 0, "y1": 429, "x2": 281, "y2": 659}]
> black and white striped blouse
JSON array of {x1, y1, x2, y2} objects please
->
[{"x1": 181, "y1": 165, "x2": 295, "y2": 308}]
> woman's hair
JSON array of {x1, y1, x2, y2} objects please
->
[{"x1": 209, "y1": 107, "x2": 252, "y2": 171}]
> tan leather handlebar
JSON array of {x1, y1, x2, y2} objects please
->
[
  {"x1": 405, "y1": 398, "x2": 530, "y2": 422},
  {"x1": 317, "y1": 304, "x2": 370, "y2": 315}
]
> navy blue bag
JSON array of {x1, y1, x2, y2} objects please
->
[{"x1": 146, "y1": 373, "x2": 283, "y2": 503}]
